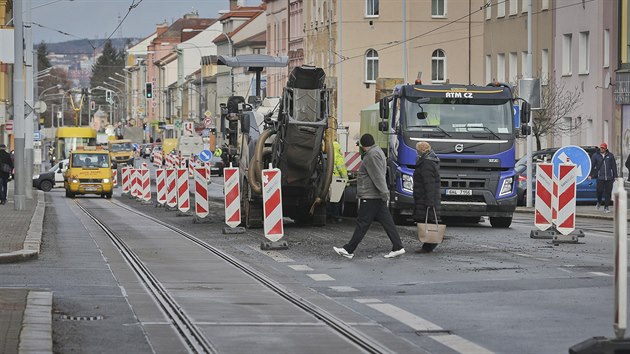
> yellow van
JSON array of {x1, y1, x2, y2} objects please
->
[
  {"x1": 64, "y1": 147, "x2": 114, "y2": 198},
  {"x1": 162, "y1": 138, "x2": 178, "y2": 158},
  {"x1": 108, "y1": 139, "x2": 134, "y2": 165}
]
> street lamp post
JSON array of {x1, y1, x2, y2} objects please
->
[{"x1": 176, "y1": 43, "x2": 205, "y2": 121}]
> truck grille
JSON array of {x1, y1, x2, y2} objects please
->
[
  {"x1": 79, "y1": 179, "x2": 102, "y2": 183},
  {"x1": 440, "y1": 179, "x2": 485, "y2": 189},
  {"x1": 442, "y1": 195, "x2": 486, "y2": 203}
]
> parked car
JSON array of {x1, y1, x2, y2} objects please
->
[
  {"x1": 208, "y1": 155, "x2": 224, "y2": 176},
  {"x1": 516, "y1": 146, "x2": 599, "y2": 206},
  {"x1": 141, "y1": 143, "x2": 152, "y2": 158},
  {"x1": 32, "y1": 159, "x2": 69, "y2": 192}
]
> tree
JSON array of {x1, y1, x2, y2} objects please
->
[
  {"x1": 36, "y1": 41, "x2": 52, "y2": 70},
  {"x1": 530, "y1": 80, "x2": 583, "y2": 150},
  {"x1": 37, "y1": 68, "x2": 73, "y2": 128},
  {"x1": 90, "y1": 39, "x2": 125, "y2": 106}
]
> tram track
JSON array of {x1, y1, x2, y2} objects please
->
[{"x1": 76, "y1": 198, "x2": 395, "y2": 354}]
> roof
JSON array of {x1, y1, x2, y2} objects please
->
[
  {"x1": 216, "y1": 6, "x2": 265, "y2": 21},
  {"x1": 154, "y1": 17, "x2": 215, "y2": 43},
  {"x1": 217, "y1": 54, "x2": 288, "y2": 68},
  {"x1": 235, "y1": 31, "x2": 266, "y2": 48},
  {"x1": 214, "y1": 7, "x2": 265, "y2": 45}
]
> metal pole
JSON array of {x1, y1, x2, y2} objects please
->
[
  {"x1": 525, "y1": 0, "x2": 534, "y2": 208},
  {"x1": 24, "y1": 0, "x2": 33, "y2": 199},
  {"x1": 337, "y1": 0, "x2": 343, "y2": 124},
  {"x1": 12, "y1": 0, "x2": 26, "y2": 210},
  {"x1": 402, "y1": 0, "x2": 407, "y2": 83},
  {"x1": 613, "y1": 178, "x2": 627, "y2": 339}
]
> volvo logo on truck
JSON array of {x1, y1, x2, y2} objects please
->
[{"x1": 455, "y1": 144, "x2": 464, "y2": 153}]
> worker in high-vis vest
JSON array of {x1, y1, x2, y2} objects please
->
[
  {"x1": 328, "y1": 141, "x2": 348, "y2": 222},
  {"x1": 213, "y1": 146, "x2": 222, "y2": 157}
]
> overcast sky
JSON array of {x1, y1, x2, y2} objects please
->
[{"x1": 31, "y1": 0, "x2": 247, "y2": 44}]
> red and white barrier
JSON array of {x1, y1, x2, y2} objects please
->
[
  {"x1": 262, "y1": 165, "x2": 283, "y2": 241},
  {"x1": 121, "y1": 166, "x2": 130, "y2": 194},
  {"x1": 140, "y1": 168, "x2": 151, "y2": 201},
  {"x1": 555, "y1": 163, "x2": 577, "y2": 235},
  {"x1": 112, "y1": 169, "x2": 118, "y2": 188},
  {"x1": 344, "y1": 152, "x2": 362, "y2": 174},
  {"x1": 166, "y1": 169, "x2": 177, "y2": 208},
  {"x1": 131, "y1": 168, "x2": 139, "y2": 198},
  {"x1": 194, "y1": 167, "x2": 209, "y2": 218},
  {"x1": 188, "y1": 157, "x2": 195, "y2": 178},
  {"x1": 223, "y1": 167, "x2": 241, "y2": 228},
  {"x1": 534, "y1": 163, "x2": 553, "y2": 231},
  {"x1": 155, "y1": 168, "x2": 167, "y2": 205},
  {"x1": 153, "y1": 152, "x2": 162, "y2": 167},
  {"x1": 176, "y1": 168, "x2": 190, "y2": 212}
]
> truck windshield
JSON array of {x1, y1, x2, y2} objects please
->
[
  {"x1": 109, "y1": 143, "x2": 132, "y2": 152},
  {"x1": 403, "y1": 98, "x2": 513, "y2": 134},
  {"x1": 72, "y1": 154, "x2": 109, "y2": 168}
]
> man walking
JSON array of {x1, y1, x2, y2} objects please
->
[
  {"x1": 0, "y1": 144, "x2": 13, "y2": 205},
  {"x1": 333, "y1": 134, "x2": 405, "y2": 259},
  {"x1": 588, "y1": 142, "x2": 617, "y2": 213}
]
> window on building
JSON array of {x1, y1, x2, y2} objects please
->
[
  {"x1": 521, "y1": 0, "x2": 527, "y2": 13},
  {"x1": 432, "y1": 0, "x2": 446, "y2": 17},
  {"x1": 541, "y1": 49, "x2": 549, "y2": 85},
  {"x1": 509, "y1": 0, "x2": 517, "y2": 15},
  {"x1": 366, "y1": 0, "x2": 379, "y2": 17},
  {"x1": 521, "y1": 51, "x2": 527, "y2": 77},
  {"x1": 485, "y1": 55, "x2": 492, "y2": 84},
  {"x1": 542, "y1": 0, "x2": 549, "y2": 10},
  {"x1": 509, "y1": 52, "x2": 517, "y2": 84},
  {"x1": 579, "y1": 31, "x2": 589, "y2": 74},
  {"x1": 562, "y1": 34, "x2": 572, "y2": 76},
  {"x1": 365, "y1": 49, "x2": 379, "y2": 82},
  {"x1": 485, "y1": 0, "x2": 492, "y2": 20},
  {"x1": 432, "y1": 49, "x2": 446, "y2": 82},
  {"x1": 604, "y1": 29, "x2": 610, "y2": 68},
  {"x1": 497, "y1": 53, "x2": 505, "y2": 82},
  {"x1": 282, "y1": 19, "x2": 287, "y2": 52},
  {"x1": 497, "y1": 0, "x2": 505, "y2": 17}
]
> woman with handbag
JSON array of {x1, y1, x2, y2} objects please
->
[{"x1": 413, "y1": 141, "x2": 442, "y2": 253}]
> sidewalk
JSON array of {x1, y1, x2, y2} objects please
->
[
  {"x1": 515, "y1": 204, "x2": 625, "y2": 221},
  {"x1": 0, "y1": 182, "x2": 52, "y2": 354}
]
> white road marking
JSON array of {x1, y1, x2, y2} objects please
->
[
  {"x1": 589, "y1": 272, "x2": 612, "y2": 277},
  {"x1": 289, "y1": 265, "x2": 313, "y2": 271},
  {"x1": 357, "y1": 300, "x2": 495, "y2": 354},
  {"x1": 557, "y1": 268, "x2": 573, "y2": 274},
  {"x1": 329, "y1": 286, "x2": 358, "y2": 292},
  {"x1": 307, "y1": 274, "x2": 335, "y2": 281}
]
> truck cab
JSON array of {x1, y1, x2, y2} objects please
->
[
  {"x1": 64, "y1": 147, "x2": 114, "y2": 198},
  {"x1": 107, "y1": 139, "x2": 134, "y2": 165}
]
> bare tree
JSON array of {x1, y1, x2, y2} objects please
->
[{"x1": 531, "y1": 80, "x2": 583, "y2": 150}]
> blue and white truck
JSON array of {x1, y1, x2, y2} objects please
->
[{"x1": 376, "y1": 83, "x2": 530, "y2": 228}]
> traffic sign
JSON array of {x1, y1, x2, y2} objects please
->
[
  {"x1": 551, "y1": 146, "x2": 591, "y2": 184},
  {"x1": 33, "y1": 131, "x2": 41, "y2": 141},
  {"x1": 132, "y1": 143, "x2": 139, "y2": 151},
  {"x1": 204, "y1": 117, "x2": 212, "y2": 128},
  {"x1": 6, "y1": 121, "x2": 13, "y2": 131},
  {"x1": 198, "y1": 149, "x2": 212, "y2": 162}
]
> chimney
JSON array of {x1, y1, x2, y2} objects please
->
[
  {"x1": 183, "y1": 11, "x2": 199, "y2": 19},
  {"x1": 156, "y1": 21, "x2": 169, "y2": 36},
  {"x1": 230, "y1": 0, "x2": 238, "y2": 10}
]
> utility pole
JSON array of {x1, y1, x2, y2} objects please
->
[
  {"x1": 13, "y1": 0, "x2": 26, "y2": 210},
  {"x1": 402, "y1": 0, "x2": 407, "y2": 83},
  {"x1": 24, "y1": 0, "x2": 33, "y2": 199},
  {"x1": 525, "y1": 0, "x2": 533, "y2": 208}
]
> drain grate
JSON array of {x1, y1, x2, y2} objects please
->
[{"x1": 57, "y1": 315, "x2": 104, "y2": 321}]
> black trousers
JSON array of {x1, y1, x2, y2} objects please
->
[
  {"x1": 596, "y1": 179, "x2": 615, "y2": 207},
  {"x1": 0, "y1": 175, "x2": 7, "y2": 202},
  {"x1": 343, "y1": 199, "x2": 403, "y2": 254}
]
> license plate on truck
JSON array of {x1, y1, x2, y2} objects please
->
[
  {"x1": 446, "y1": 189, "x2": 472, "y2": 196},
  {"x1": 84, "y1": 186, "x2": 98, "y2": 192}
]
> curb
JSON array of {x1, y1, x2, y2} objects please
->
[
  {"x1": 19, "y1": 290, "x2": 53, "y2": 354},
  {"x1": 0, "y1": 191, "x2": 45, "y2": 264},
  {"x1": 514, "y1": 207, "x2": 621, "y2": 221}
]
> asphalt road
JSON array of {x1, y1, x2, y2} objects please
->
[{"x1": 4, "y1": 163, "x2": 626, "y2": 353}]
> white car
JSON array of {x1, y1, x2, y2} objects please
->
[{"x1": 32, "y1": 159, "x2": 68, "y2": 192}]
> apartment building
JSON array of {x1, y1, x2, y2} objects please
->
[{"x1": 615, "y1": 0, "x2": 630, "y2": 167}]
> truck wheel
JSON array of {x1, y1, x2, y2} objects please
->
[
  {"x1": 490, "y1": 216, "x2": 512, "y2": 228},
  {"x1": 39, "y1": 180, "x2": 53, "y2": 192},
  {"x1": 106, "y1": 193, "x2": 112, "y2": 199},
  {"x1": 65, "y1": 189, "x2": 69, "y2": 198},
  {"x1": 312, "y1": 203, "x2": 327, "y2": 226}
]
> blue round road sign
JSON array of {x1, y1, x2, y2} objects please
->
[
  {"x1": 132, "y1": 143, "x2": 139, "y2": 151},
  {"x1": 198, "y1": 149, "x2": 212, "y2": 162},
  {"x1": 551, "y1": 145, "x2": 591, "y2": 184}
]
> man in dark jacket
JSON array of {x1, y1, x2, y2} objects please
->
[
  {"x1": 413, "y1": 141, "x2": 441, "y2": 252},
  {"x1": 588, "y1": 142, "x2": 617, "y2": 213},
  {"x1": 0, "y1": 144, "x2": 14, "y2": 204},
  {"x1": 333, "y1": 133, "x2": 405, "y2": 259}
]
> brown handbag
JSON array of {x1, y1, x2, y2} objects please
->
[{"x1": 417, "y1": 207, "x2": 446, "y2": 244}]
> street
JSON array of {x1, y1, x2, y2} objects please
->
[{"x1": 0, "y1": 167, "x2": 624, "y2": 354}]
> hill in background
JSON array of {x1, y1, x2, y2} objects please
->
[{"x1": 39, "y1": 38, "x2": 140, "y2": 55}]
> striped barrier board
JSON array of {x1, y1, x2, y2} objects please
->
[
  {"x1": 177, "y1": 168, "x2": 190, "y2": 212},
  {"x1": 224, "y1": 167, "x2": 241, "y2": 228},
  {"x1": 166, "y1": 169, "x2": 177, "y2": 208},
  {"x1": 112, "y1": 169, "x2": 118, "y2": 188},
  {"x1": 140, "y1": 168, "x2": 151, "y2": 202},
  {"x1": 534, "y1": 163, "x2": 553, "y2": 231},
  {"x1": 194, "y1": 167, "x2": 209, "y2": 218},
  {"x1": 344, "y1": 152, "x2": 362, "y2": 173},
  {"x1": 155, "y1": 168, "x2": 166, "y2": 205},
  {"x1": 121, "y1": 166, "x2": 130, "y2": 194},
  {"x1": 555, "y1": 163, "x2": 577, "y2": 235},
  {"x1": 262, "y1": 165, "x2": 283, "y2": 241}
]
